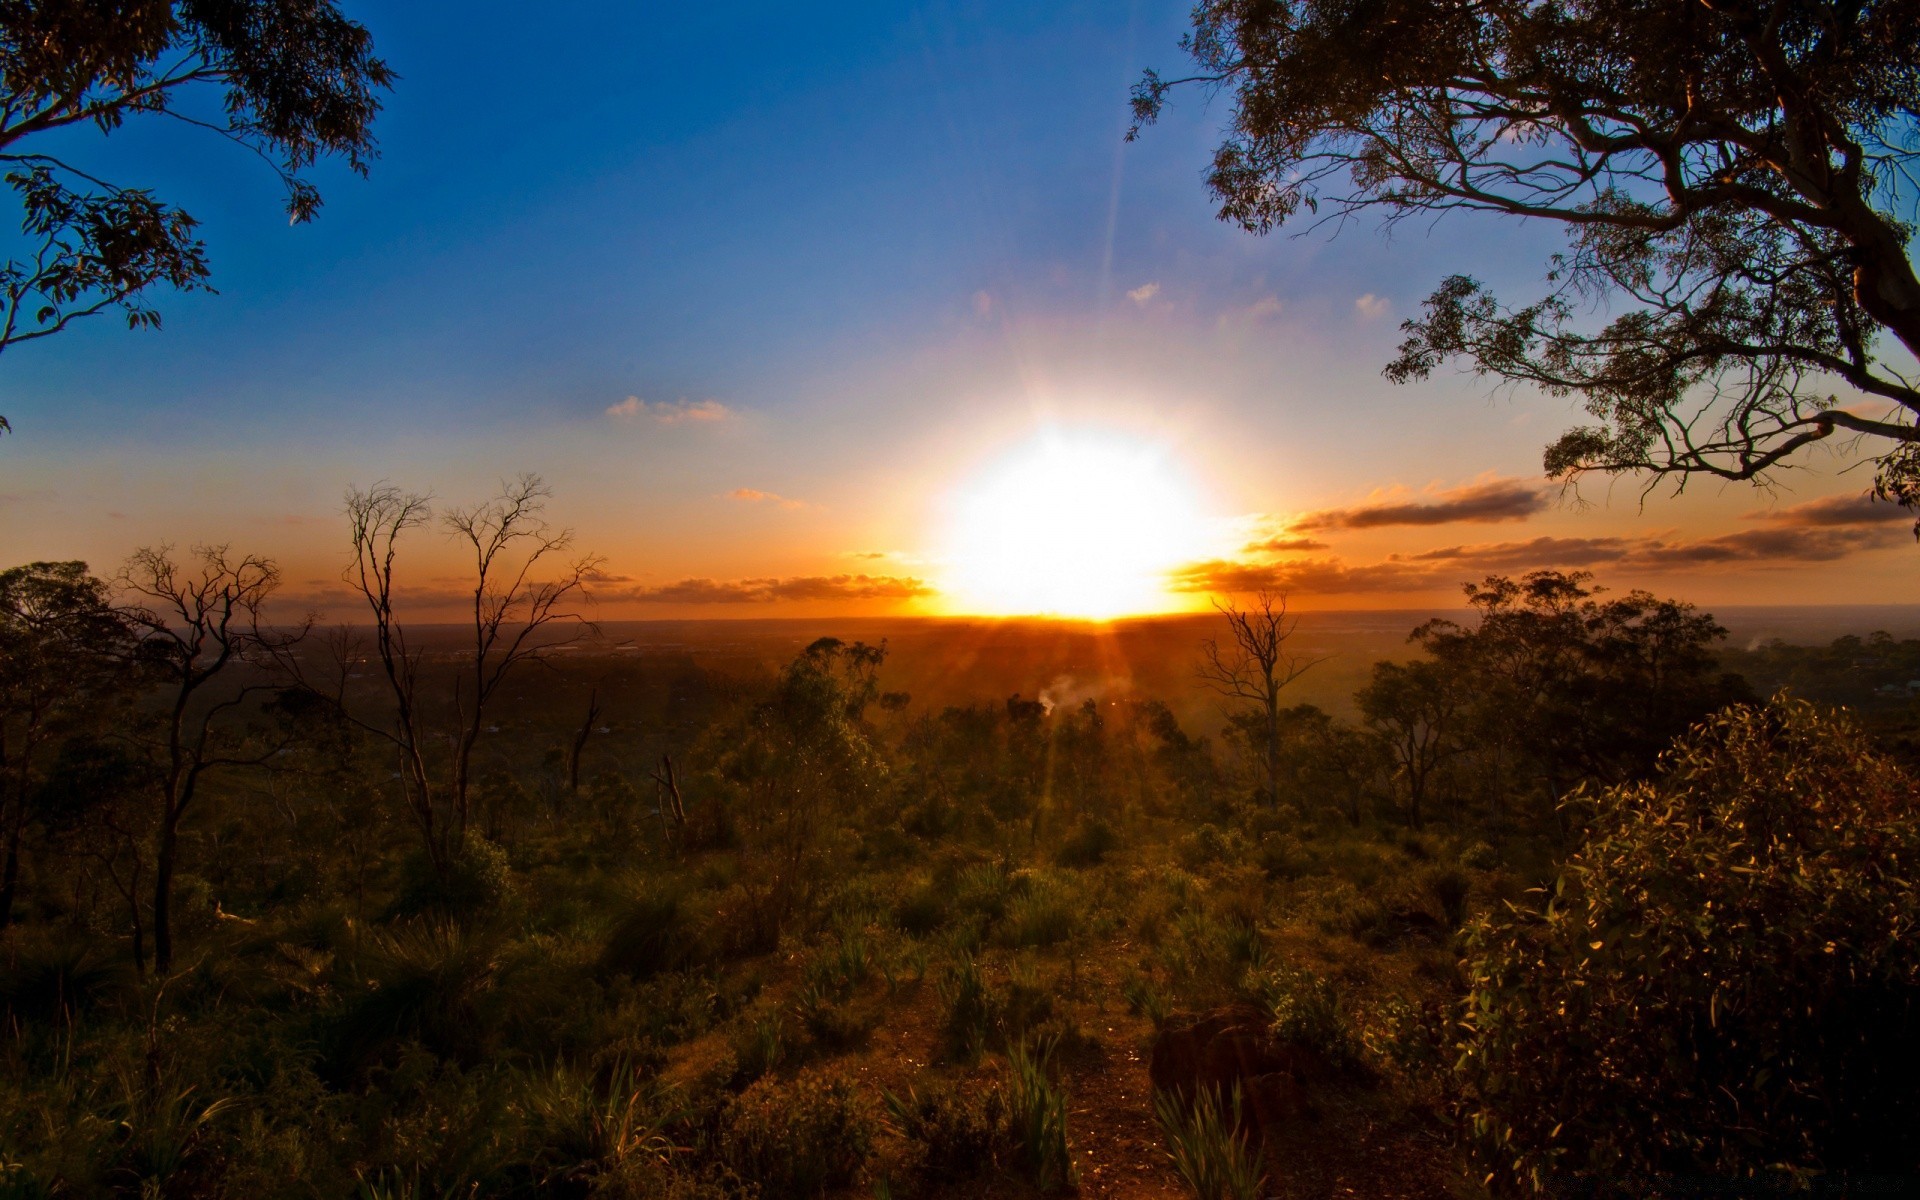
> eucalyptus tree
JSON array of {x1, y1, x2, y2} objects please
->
[
  {"x1": 0, "y1": 560, "x2": 135, "y2": 931},
  {"x1": 0, "y1": 0, "x2": 393, "y2": 431},
  {"x1": 1134, "y1": 0, "x2": 1920, "y2": 506}
]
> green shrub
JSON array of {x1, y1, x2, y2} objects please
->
[
  {"x1": 1457, "y1": 840, "x2": 1499, "y2": 871},
  {"x1": 0, "y1": 936, "x2": 131, "y2": 1022},
  {"x1": 883, "y1": 1077, "x2": 1011, "y2": 1181},
  {"x1": 388, "y1": 833, "x2": 513, "y2": 921},
  {"x1": 1458, "y1": 700, "x2": 1920, "y2": 1188},
  {"x1": 893, "y1": 881, "x2": 948, "y2": 935},
  {"x1": 329, "y1": 921, "x2": 502, "y2": 1072},
  {"x1": 1056, "y1": 816, "x2": 1119, "y2": 867},
  {"x1": 1244, "y1": 965, "x2": 1359, "y2": 1067},
  {"x1": 728, "y1": 1012, "x2": 788, "y2": 1086},
  {"x1": 938, "y1": 954, "x2": 996, "y2": 1063},
  {"x1": 599, "y1": 889, "x2": 704, "y2": 979},
  {"x1": 1004, "y1": 1041, "x2": 1075, "y2": 1193},
  {"x1": 720, "y1": 1071, "x2": 875, "y2": 1197},
  {"x1": 1418, "y1": 865, "x2": 1472, "y2": 931},
  {"x1": 1154, "y1": 1084, "x2": 1265, "y2": 1200},
  {"x1": 519, "y1": 1059, "x2": 678, "y2": 1187},
  {"x1": 997, "y1": 883, "x2": 1078, "y2": 949}
]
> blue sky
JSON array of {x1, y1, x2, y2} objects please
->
[{"x1": 0, "y1": 1, "x2": 1910, "y2": 616}]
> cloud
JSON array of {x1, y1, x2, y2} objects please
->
[
  {"x1": 1170, "y1": 556, "x2": 1434, "y2": 596},
  {"x1": 1292, "y1": 477, "x2": 1550, "y2": 531},
  {"x1": 613, "y1": 574, "x2": 933, "y2": 604},
  {"x1": 1355, "y1": 293, "x2": 1390, "y2": 319},
  {"x1": 973, "y1": 290, "x2": 994, "y2": 317},
  {"x1": 1747, "y1": 492, "x2": 1911, "y2": 527},
  {"x1": 606, "y1": 396, "x2": 733, "y2": 424},
  {"x1": 1172, "y1": 524, "x2": 1908, "y2": 598},
  {"x1": 1242, "y1": 535, "x2": 1330, "y2": 554},
  {"x1": 847, "y1": 550, "x2": 889, "y2": 560},
  {"x1": 582, "y1": 567, "x2": 636, "y2": 584},
  {"x1": 1127, "y1": 281, "x2": 1161, "y2": 305},
  {"x1": 727, "y1": 487, "x2": 809, "y2": 510}
]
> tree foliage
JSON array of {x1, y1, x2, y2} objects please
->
[
  {"x1": 1134, "y1": 0, "x2": 1920, "y2": 505},
  {"x1": 0, "y1": 0, "x2": 392, "y2": 430},
  {"x1": 1458, "y1": 698, "x2": 1920, "y2": 1188}
]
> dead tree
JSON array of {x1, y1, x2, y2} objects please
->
[
  {"x1": 568, "y1": 689, "x2": 601, "y2": 794},
  {"x1": 119, "y1": 545, "x2": 308, "y2": 973},
  {"x1": 1196, "y1": 590, "x2": 1321, "y2": 809},
  {"x1": 650, "y1": 753, "x2": 686, "y2": 854}
]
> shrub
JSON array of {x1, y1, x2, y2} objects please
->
[
  {"x1": 1244, "y1": 965, "x2": 1360, "y2": 1068},
  {"x1": 1154, "y1": 1085, "x2": 1265, "y2": 1200},
  {"x1": 719, "y1": 1071, "x2": 875, "y2": 1197},
  {"x1": 388, "y1": 833, "x2": 513, "y2": 922},
  {"x1": 938, "y1": 954, "x2": 996, "y2": 1063},
  {"x1": 1055, "y1": 816, "x2": 1119, "y2": 867},
  {"x1": 1458, "y1": 700, "x2": 1920, "y2": 1188},
  {"x1": 727, "y1": 1012, "x2": 788, "y2": 1086},
  {"x1": 1004, "y1": 1041, "x2": 1075, "y2": 1193},
  {"x1": 1418, "y1": 865, "x2": 1472, "y2": 931},
  {"x1": 883, "y1": 1077, "x2": 1011, "y2": 1181},
  {"x1": 893, "y1": 882, "x2": 948, "y2": 935},
  {"x1": 997, "y1": 883, "x2": 1077, "y2": 949},
  {"x1": 1457, "y1": 840, "x2": 1499, "y2": 872},
  {"x1": 0, "y1": 936, "x2": 131, "y2": 1023},
  {"x1": 329, "y1": 921, "x2": 502, "y2": 1072},
  {"x1": 598, "y1": 890, "x2": 704, "y2": 979}
]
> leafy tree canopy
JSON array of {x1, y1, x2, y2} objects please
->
[
  {"x1": 0, "y1": 0, "x2": 393, "y2": 430},
  {"x1": 1133, "y1": 0, "x2": 1920, "y2": 506}
]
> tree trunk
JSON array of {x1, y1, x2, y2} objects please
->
[
  {"x1": 0, "y1": 810, "x2": 22, "y2": 931},
  {"x1": 152, "y1": 814, "x2": 178, "y2": 974}
]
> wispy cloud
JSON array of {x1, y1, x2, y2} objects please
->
[
  {"x1": 1746, "y1": 492, "x2": 1910, "y2": 528},
  {"x1": 606, "y1": 396, "x2": 733, "y2": 424},
  {"x1": 1242, "y1": 534, "x2": 1329, "y2": 554},
  {"x1": 1127, "y1": 281, "x2": 1161, "y2": 305},
  {"x1": 612, "y1": 574, "x2": 933, "y2": 604},
  {"x1": 727, "y1": 487, "x2": 809, "y2": 510},
  {"x1": 1292, "y1": 477, "x2": 1550, "y2": 531},
  {"x1": 1173, "y1": 522, "x2": 1908, "y2": 598},
  {"x1": 1355, "y1": 293, "x2": 1390, "y2": 319}
]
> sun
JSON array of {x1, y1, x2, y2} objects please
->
[{"x1": 938, "y1": 431, "x2": 1205, "y2": 618}]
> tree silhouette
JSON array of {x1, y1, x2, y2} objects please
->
[
  {"x1": 0, "y1": 1, "x2": 393, "y2": 433},
  {"x1": 1196, "y1": 591, "x2": 1320, "y2": 807},
  {"x1": 1135, "y1": 0, "x2": 1920, "y2": 508}
]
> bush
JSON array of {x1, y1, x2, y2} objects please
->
[
  {"x1": 1244, "y1": 965, "x2": 1360, "y2": 1068},
  {"x1": 883, "y1": 1077, "x2": 1011, "y2": 1181},
  {"x1": 388, "y1": 833, "x2": 513, "y2": 921},
  {"x1": 1004, "y1": 1041, "x2": 1075, "y2": 1193},
  {"x1": 599, "y1": 890, "x2": 704, "y2": 979},
  {"x1": 719, "y1": 1071, "x2": 875, "y2": 1197},
  {"x1": 1458, "y1": 700, "x2": 1920, "y2": 1188},
  {"x1": 329, "y1": 921, "x2": 502, "y2": 1073},
  {"x1": 1055, "y1": 816, "x2": 1119, "y2": 867},
  {"x1": 1155, "y1": 1085, "x2": 1265, "y2": 1200}
]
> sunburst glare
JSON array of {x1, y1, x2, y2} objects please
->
[{"x1": 939, "y1": 431, "x2": 1205, "y2": 618}]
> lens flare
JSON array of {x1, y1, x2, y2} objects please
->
[{"x1": 939, "y1": 432, "x2": 1204, "y2": 618}]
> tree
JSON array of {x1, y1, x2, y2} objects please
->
[
  {"x1": 1133, "y1": 0, "x2": 1920, "y2": 506},
  {"x1": 0, "y1": 0, "x2": 393, "y2": 432},
  {"x1": 0, "y1": 561, "x2": 134, "y2": 930},
  {"x1": 340, "y1": 475, "x2": 598, "y2": 871},
  {"x1": 1356, "y1": 658, "x2": 1465, "y2": 828},
  {"x1": 1196, "y1": 591, "x2": 1320, "y2": 807},
  {"x1": 1416, "y1": 570, "x2": 1748, "y2": 821},
  {"x1": 118, "y1": 544, "x2": 305, "y2": 973}
]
